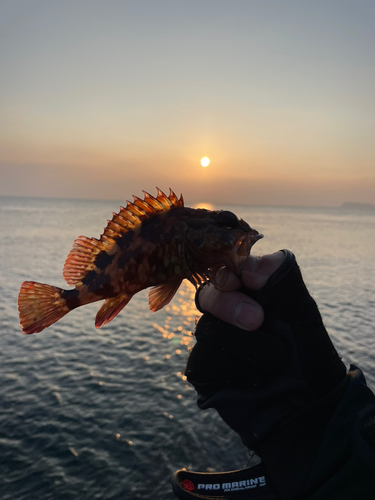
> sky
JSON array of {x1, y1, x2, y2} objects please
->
[{"x1": 0, "y1": 0, "x2": 374, "y2": 206}]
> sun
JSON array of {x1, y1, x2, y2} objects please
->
[{"x1": 200, "y1": 157, "x2": 210, "y2": 167}]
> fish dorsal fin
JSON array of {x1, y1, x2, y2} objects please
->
[
  {"x1": 63, "y1": 236, "x2": 105, "y2": 285},
  {"x1": 95, "y1": 294, "x2": 132, "y2": 328},
  {"x1": 148, "y1": 279, "x2": 183, "y2": 312},
  {"x1": 63, "y1": 188, "x2": 183, "y2": 286}
]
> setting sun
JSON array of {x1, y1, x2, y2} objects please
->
[{"x1": 200, "y1": 157, "x2": 210, "y2": 167}]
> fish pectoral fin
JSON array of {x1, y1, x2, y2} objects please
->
[
  {"x1": 148, "y1": 280, "x2": 183, "y2": 312},
  {"x1": 95, "y1": 294, "x2": 132, "y2": 328}
]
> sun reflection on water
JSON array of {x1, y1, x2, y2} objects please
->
[
  {"x1": 193, "y1": 202, "x2": 215, "y2": 211},
  {"x1": 151, "y1": 282, "x2": 199, "y2": 372}
]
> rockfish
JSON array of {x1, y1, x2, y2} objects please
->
[{"x1": 18, "y1": 188, "x2": 263, "y2": 334}]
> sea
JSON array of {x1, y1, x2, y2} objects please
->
[{"x1": 1, "y1": 195, "x2": 375, "y2": 500}]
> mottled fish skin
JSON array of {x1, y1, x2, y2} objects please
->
[{"x1": 18, "y1": 188, "x2": 262, "y2": 334}]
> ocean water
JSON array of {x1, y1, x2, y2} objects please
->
[{"x1": 1, "y1": 195, "x2": 375, "y2": 499}]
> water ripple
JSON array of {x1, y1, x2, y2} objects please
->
[{"x1": 1, "y1": 197, "x2": 374, "y2": 498}]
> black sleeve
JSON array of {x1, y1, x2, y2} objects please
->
[
  {"x1": 185, "y1": 251, "x2": 375, "y2": 499},
  {"x1": 270, "y1": 365, "x2": 375, "y2": 499}
]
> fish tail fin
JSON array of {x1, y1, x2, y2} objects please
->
[{"x1": 18, "y1": 281, "x2": 70, "y2": 334}]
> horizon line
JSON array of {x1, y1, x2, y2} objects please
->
[{"x1": 0, "y1": 193, "x2": 374, "y2": 211}]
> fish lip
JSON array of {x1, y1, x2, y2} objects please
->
[
  {"x1": 235, "y1": 231, "x2": 264, "y2": 257},
  {"x1": 184, "y1": 229, "x2": 264, "y2": 278},
  {"x1": 224, "y1": 231, "x2": 263, "y2": 274}
]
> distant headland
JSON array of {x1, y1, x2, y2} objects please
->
[{"x1": 341, "y1": 202, "x2": 375, "y2": 211}]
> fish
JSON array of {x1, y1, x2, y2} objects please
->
[{"x1": 18, "y1": 188, "x2": 263, "y2": 334}]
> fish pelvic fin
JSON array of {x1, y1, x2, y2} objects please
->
[
  {"x1": 95, "y1": 294, "x2": 132, "y2": 328},
  {"x1": 148, "y1": 279, "x2": 183, "y2": 312},
  {"x1": 18, "y1": 281, "x2": 70, "y2": 334}
]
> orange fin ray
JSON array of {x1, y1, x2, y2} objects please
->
[
  {"x1": 188, "y1": 273, "x2": 204, "y2": 289},
  {"x1": 124, "y1": 200, "x2": 148, "y2": 217},
  {"x1": 132, "y1": 195, "x2": 156, "y2": 214},
  {"x1": 148, "y1": 279, "x2": 183, "y2": 312},
  {"x1": 156, "y1": 187, "x2": 173, "y2": 208},
  {"x1": 118, "y1": 206, "x2": 143, "y2": 224},
  {"x1": 142, "y1": 190, "x2": 165, "y2": 211},
  {"x1": 95, "y1": 294, "x2": 132, "y2": 328},
  {"x1": 63, "y1": 236, "x2": 103, "y2": 286},
  {"x1": 110, "y1": 213, "x2": 136, "y2": 229},
  {"x1": 168, "y1": 188, "x2": 180, "y2": 206},
  {"x1": 18, "y1": 281, "x2": 69, "y2": 334}
]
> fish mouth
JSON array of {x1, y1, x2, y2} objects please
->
[
  {"x1": 184, "y1": 227, "x2": 264, "y2": 282},
  {"x1": 235, "y1": 230, "x2": 264, "y2": 257},
  {"x1": 224, "y1": 230, "x2": 264, "y2": 275}
]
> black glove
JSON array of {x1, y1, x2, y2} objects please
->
[{"x1": 185, "y1": 250, "x2": 347, "y2": 452}]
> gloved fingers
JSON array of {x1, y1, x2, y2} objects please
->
[
  {"x1": 208, "y1": 251, "x2": 286, "y2": 293},
  {"x1": 212, "y1": 265, "x2": 242, "y2": 291},
  {"x1": 239, "y1": 251, "x2": 286, "y2": 290},
  {"x1": 195, "y1": 251, "x2": 286, "y2": 331},
  {"x1": 197, "y1": 284, "x2": 264, "y2": 331}
]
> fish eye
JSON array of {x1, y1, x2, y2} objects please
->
[{"x1": 216, "y1": 211, "x2": 239, "y2": 229}]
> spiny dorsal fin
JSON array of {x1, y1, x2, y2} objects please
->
[
  {"x1": 63, "y1": 236, "x2": 104, "y2": 286},
  {"x1": 142, "y1": 187, "x2": 184, "y2": 212},
  {"x1": 63, "y1": 188, "x2": 183, "y2": 286}
]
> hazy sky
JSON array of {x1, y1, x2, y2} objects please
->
[{"x1": 1, "y1": 0, "x2": 374, "y2": 206}]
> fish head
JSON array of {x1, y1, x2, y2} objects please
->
[{"x1": 182, "y1": 208, "x2": 263, "y2": 278}]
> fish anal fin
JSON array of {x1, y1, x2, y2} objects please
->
[
  {"x1": 95, "y1": 294, "x2": 132, "y2": 328},
  {"x1": 148, "y1": 279, "x2": 183, "y2": 312}
]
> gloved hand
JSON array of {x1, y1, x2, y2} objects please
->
[{"x1": 185, "y1": 250, "x2": 348, "y2": 496}]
